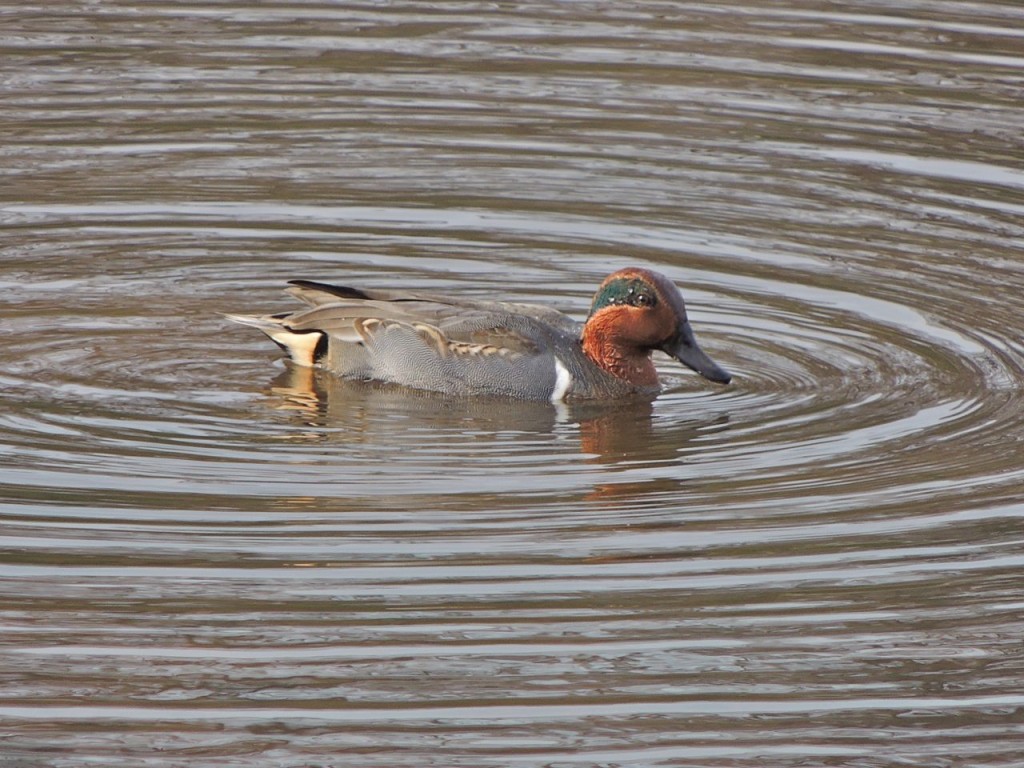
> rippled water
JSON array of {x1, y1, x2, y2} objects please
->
[{"x1": 3, "y1": 2, "x2": 1024, "y2": 766}]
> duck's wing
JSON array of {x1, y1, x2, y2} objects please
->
[
  {"x1": 285, "y1": 280, "x2": 579, "y2": 335},
  {"x1": 274, "y1": 301, "x2": 549, "y2": 358},
  {"x1": 228, "y1": 282, "x2": 580, "y2": 373}
]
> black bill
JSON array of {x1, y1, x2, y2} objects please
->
[{"x1": 662, "y1": 321, "x2": 732, "y2": 384}]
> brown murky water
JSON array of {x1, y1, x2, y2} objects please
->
[{"x1": 3, "y1": 2, "x2": 1024, "y2": 766}]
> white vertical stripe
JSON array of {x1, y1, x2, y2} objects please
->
[{"x1": 551, "y1": 358, "x2": 573, "y2": 402}]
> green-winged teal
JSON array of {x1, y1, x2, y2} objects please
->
[{"x1": 229, "y1": 267, "x2": 731, "y2": 401}]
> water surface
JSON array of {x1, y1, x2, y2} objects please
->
[{"x1": 3, "y1": 2, "x2": 1024, "y2": 766}]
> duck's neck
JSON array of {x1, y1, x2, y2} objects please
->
[{"x1": 581, "y1": 322, "x2": 659, "y2": 389}]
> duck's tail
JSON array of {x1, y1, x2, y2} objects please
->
[{"x1": 224, "y1": 313, "x2": 326, "y2": 367}]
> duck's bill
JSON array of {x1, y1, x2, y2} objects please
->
[{"x1": 663, "y1": 321, "x2": 732, "y2": 384}]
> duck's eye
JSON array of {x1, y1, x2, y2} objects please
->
[{"x1": 632, "y1": 292, "x2": 653, "y2": 308}]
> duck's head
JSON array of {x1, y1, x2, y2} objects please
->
[{"x1": 582, "y1": 267, "x2": 732, "y2": 388}]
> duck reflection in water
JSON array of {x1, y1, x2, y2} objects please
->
[{"x1": 263, "y1": 363, "x2": 729, "y2": 472}]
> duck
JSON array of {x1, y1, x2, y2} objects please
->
[{"x1": 228, "y1": 267, "x2": 732, "y2": 402}]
